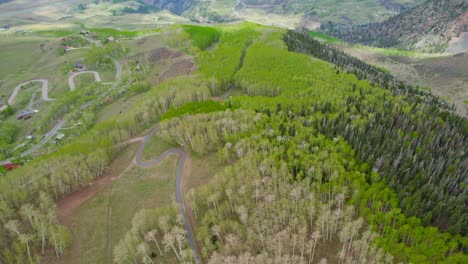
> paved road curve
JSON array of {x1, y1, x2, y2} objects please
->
[
  {"x1": 68, "y1": 71, "x2": 102, "y2": 91},
  {"x1": 0, "y1": 79, "x2": 54, "y2": 112},
  {"x1": 134, "y1": 128, "x2": 202, "y2": 263}
]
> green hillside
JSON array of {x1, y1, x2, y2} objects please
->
[{"x1": 0, "y1": 22, "x2": 466, "y2": 264}]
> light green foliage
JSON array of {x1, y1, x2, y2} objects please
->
[
  {"x1": 105, "y1": 42, "x2": 130, "y2": 58},
  {"x1": 0, "y1": 122, "x2": 18, "y2": 145},
  {"x1": 113, "y1": 205, "x2": 193, "y2": 263},
  {"x1": 0, "y1": 122, "x2": 18, "y2": 160},
  {"x1": 86, "y1": 46, "x2": 113, "y2": 70},
  {"x1": 61, "y1": 35, "x2": 89, "y2": 48},
  {"x1": 235, "y1": 40, "x2": 390, "y2": 120},
  {"x1": 183, "y1": 25, "x2": 221, "y2": 50},
  {"x1": 159, "y1": 109, "x2": 257, "y2": 154},
  {"x1": 160, "y1": 105, "x2": 466, "y2": 263},
  {"x1": 0, "y1": 105, "x2": 14, "y2": 118},
  {"x1": 35, "y1": 30, "x2": 76, "y2": 37},
  {"x1": 88, "y1": 27, "x2": 161, "y2": 40},
  {"x1": 309, "y1": 31, "x2": 341, "y2": 43},
  {"x1": 160, "y1": 100, "x2": 228, "y2": 121},
  {"x1": 354, "y1": 44, "x2": 444, "y2": 58},
  {"x1": 198, "y1": 25, "x2": 260, "y2": 92}
]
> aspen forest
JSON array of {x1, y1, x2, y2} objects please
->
[{"x1": 0, "y1": 21, "x2": 466, "y2": 264}]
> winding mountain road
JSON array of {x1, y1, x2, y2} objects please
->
[
  {"x1": 0, "y1": 79, "x2": 54, "y2": 112},
  {"x1": 134, "y1": 128, "x2": 202, "y2": 263},
  {"x1": 0, "y1": 69, "x2": 104, "y2": 112},
  {"x1": 68, "y1": 71, "x2": 102, "y2": 91},
  {"x1": 0, "y1": 58, "x2": 121, "y2": 165}
]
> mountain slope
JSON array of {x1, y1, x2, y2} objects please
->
[
  {"x1": 323, "y1": 0, "x2": 468, "y2": 53},
  {"x1": 141, "y1": 0, "x2": 198, "y2": 14},
  {"x1": 140, "y1": 0, "x2": 426, "y2": 25}
]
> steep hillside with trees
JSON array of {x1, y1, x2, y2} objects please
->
[
  {"x1": 284, "y1": 30, "x2": 467, "y2": 236},
  {"x1": 322, "y1": 0, "x2": 468, "y2": 53}
]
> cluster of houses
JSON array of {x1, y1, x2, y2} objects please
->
[
  {"x1": 80, "y1": 30, "x2": 116, "y2": 42},
  {"x1": 61, "y1": 30, "x2": 117, "y2": 53}
]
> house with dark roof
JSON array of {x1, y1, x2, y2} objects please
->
[
  {"x1": 74, "y1": 63, "x2": 85, "y2": 70},
  {"x1": 17, "y1": 109, "x2": 37, "y2": 120}
]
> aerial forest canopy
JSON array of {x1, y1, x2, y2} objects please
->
[{"x1": 0, "y1": 23, "x2": 466, "y2": 264}]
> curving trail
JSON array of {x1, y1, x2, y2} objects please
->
[
  {"x1": 134, "y1": 128, "x2": 202, "y2": 263},
  {"x1": 0, "y1": 79, "x2": 54, "y2": 112},
  {"x1": 68, "y1": 71, "x2": 102, "y2": 91}
]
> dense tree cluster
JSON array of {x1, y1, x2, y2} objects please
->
[
  {"x1": 283, "y1": 30, "x2": 455, "y2": 112},
  {"x1": 158, "y1": 108, "x2": 467, "y2": 263},
  {"x1": 114, "y1": 204, "x2": 195, "y2": 263},
  {"x1": 283, "y1": 30, "x2": 467, "y2": 235},
  {"x1": 198, "y1": 26, "x2": 260, "y2": 93},
  {"x1": 159, "y1": 109, "x2": 257, "y2": 154}
]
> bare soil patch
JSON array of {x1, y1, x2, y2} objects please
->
[
  {"x1": 159, "y1": 58, "x2": 196, "y2": 83},
  {"x1": 148, "y1": 47, "x2": 183, "y2": 62},
  {"x1": 57, "y1": 175, "x2": 113, "y2": 220},
  {"x1": 56, "y1": 143, "x2": 140, "y2": 223}
]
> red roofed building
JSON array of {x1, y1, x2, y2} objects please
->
[{"x1": 4, "y1": 163, "x2": 19, "y2": 171}]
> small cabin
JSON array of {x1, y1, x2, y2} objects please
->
[
  {"x1": 74, "y1": 63, "x2": 85, "y2": 70},
  {"x1": 17, "y1": 109, "x2": 36, "y2": 120},
  {"x1": 55, "y1": 133, "x2": 65, "y2": 143}
]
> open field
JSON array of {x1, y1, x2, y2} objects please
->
[
  {"x1": 141, "y1": 134, "x2": 175, "y2": 161},
  {"x1": 48, "y1": 141, "x2": 177, "y2": 264},
  {"x1": 0, "y1": 37, "x2": 53, "y2": 96},
  {"x1": 182, "y1": 153, "x2": 224, "y2": 195},
  {"x1": 45, "y1": 127, "x2": 224, "y2": 263},
  {"x1": 95, "y1": 93, "x2": 145, "y2": 124}
]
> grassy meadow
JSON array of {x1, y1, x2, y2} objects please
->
[{"x1": 49, "y1": 142, "x2": 177, "y2": 264}]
